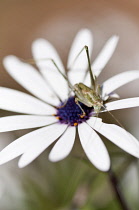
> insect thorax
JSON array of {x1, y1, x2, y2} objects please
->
[{"x1": 73, "y1": 83, "x2": 103, "y2": 114}]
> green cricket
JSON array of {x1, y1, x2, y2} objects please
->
[
  {"x1": 71, "y1": 46, "x2": 103, "y2": 117},
  {"x1": 43, "y1": 45, "x2": 104, "y2": 117},
  {"x1": 27, "y1": 45, "x2": 104, "y2": 117},
  {"x1": 26, "y1": 44, "x2": 128, "y2": 130}
]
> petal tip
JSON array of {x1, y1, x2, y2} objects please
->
[
  {"x1": 3, "y1": 55, "x2": 17, "y2": 66},
  {"x1": 18, "y1": 159, "x2": 27, "y2": 168},
  {"x1": 96, "y1": 161, "x2": 111, "y2": 172},
  {"x1": 48, "y1": 153, "x2": 60, "y2": 162},
  {"x1": 113, "y1": 35, "x2": 119, "y2": 42},
  {"x1": 79, "y1": 28, "x2": 92, "y2": 34},
  {"x1": 32, "y1": 38, "x2": 46, "y2": 45}
]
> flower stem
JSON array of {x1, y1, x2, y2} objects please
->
[{"x1": 108, "y1": 168, "x2": 131, "y2": 210}]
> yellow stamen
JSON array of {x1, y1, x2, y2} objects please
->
[
  {"x1": 56, "y1": 116, "x2": 60, "y2": 120},
  {"x1": 74, "y1": 122, "x2": 78, "y2": 126}
]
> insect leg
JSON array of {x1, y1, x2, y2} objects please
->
[
  {"x1": 75, "y1": 97, "x2": 86, "y2": 118},
  {"x1": 95, "y1": 84, "x2": 102, "y2": 96},
  {"x1": 68, "y1": 45, "x2": 96, "y2": 90}
]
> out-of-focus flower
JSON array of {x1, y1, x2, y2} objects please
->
[{"x1": 0, "y1": 29, "x2": 139, "y2": 171}]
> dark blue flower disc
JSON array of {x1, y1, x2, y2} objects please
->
[{"x1": 56, "y1": 97, "x2": 93, "y2": 126}]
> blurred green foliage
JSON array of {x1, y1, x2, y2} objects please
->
[
  {"x1": 0, "y1": 133, "x2": 138, "y2": 210},
  {"x1": 7, "y1": 147, "x2": 137, "y2": 210}
]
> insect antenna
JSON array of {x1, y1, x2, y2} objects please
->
[
  {"x1": 102, "y1": 105, "x2": 125, "y2": 129},
  {"x1": 102, "y1": 105, "x2": 137, "y2": 143},
  {"x1": 100, "y1": 104, "x2": 139, "y2": 159}
]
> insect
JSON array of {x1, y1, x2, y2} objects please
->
[
  {"x1": 71, "y1": 46, "x2": 104, "y2": 117},
  {"x1": 27, "y1": 45, "x2": 111, "y2": 119},
  {"x1": 42, "y1": 45, "x2": 106, "y2": 118}
]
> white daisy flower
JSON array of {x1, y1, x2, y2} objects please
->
[{"x1": 0, "y1": 29, "x2": 139, "y2": 171}]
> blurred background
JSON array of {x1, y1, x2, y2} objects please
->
[{"x1": 0, "y1": 0, "x2": 139, "y2": 209}]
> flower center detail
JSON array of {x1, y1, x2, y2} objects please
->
[{"x1": 56, "y1": 97, "x2": 93, "y2": 126}]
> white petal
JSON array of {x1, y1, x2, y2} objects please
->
[
  {"x1": 67, "y1": 29, "x2": 93, "y2": 84},
  {"x1": 32, "y1": 38, "x2": 65, "y2": 73},
  {"x1": 67, "y1": 29, "x2": 93, "y2": 69},
  {"x1": 108, "y1": 93, "x2": 120, "y2": 99},
  {"x1": 105, "y1": 97, "x2": 139, "y2": 111},
  {"x1": 68, "y1": 71, "x2": 86, "y2": 85},
  {"x1": 78, "y1": 122, "x2": 110, "y2": 171},
  {"x1": 92, "y1": 35, "x2": 119, "y2": 77},
  {"x1": 18, "y1": 124, "x2": 67, "y2": 168},
  {"x1": 32, "y1": 39, "x2": 68, "y2": 100},
  {"x1": 84, "y1": 36, "x2": 119, "y2": 86},
  {"x1": 0, "y1": 124, "x2": 67, "y2": 166},
  {"x1": 0, "y1": 128, "x2": 43, "y2": 164},
  {"x1": 102, "y1": 70, "x2": 139, "y2": 97},
  {"x1": 49, "y1": 126, "x2": 76, "y2": 162},
  {"x1": 3, "y1": 56, "x2": 59, "y2": 104},
  {"x1": 0, "y1": 87, "x2": 55, "y2": 115},
  {"x1": 0, "y1": 115, "x2": 57, "y2": 132},
  {"x1": 40, "y1": 70, "x2": 69, "y2": 100},
  {"x1": 103, "y1": 93, "x2": 120, "y2": 101},
  {"x1": 88, "y1": 118, "x2": 139, "y2": 158}
]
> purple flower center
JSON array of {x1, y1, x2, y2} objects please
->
[{"x1": 56, "y1": 97, "x2": 93, "y2": 126}]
